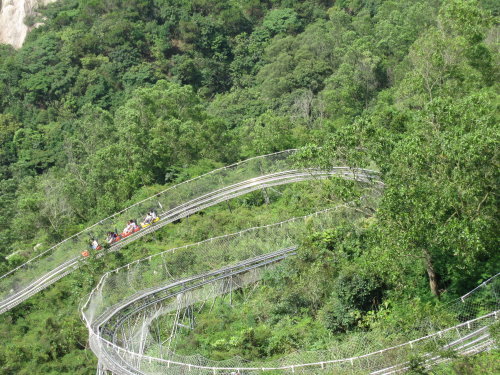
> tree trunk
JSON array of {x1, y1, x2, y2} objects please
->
[
  {"x1": 423, "y1": 249, "x2": 440, "y2": 298},
  {"x1": 262, "y1": 188, "x2": 270, "y2": 205}
]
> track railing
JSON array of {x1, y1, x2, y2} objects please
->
[
  {"x1": 3, "y1": 149, "x2": 496, "y2": 374},
  {"x1": 85, "y1": 256, "x2": 498, "y2": 375},
  {"x1": 0, "y1": 149, "x2": 380, "y2": 314},
  {"x1": 79, "y1": 153, "x2": 497, "y2": 374},
  {"x1": 89, "y1": 313, "x2": 497, "y2": 375}
]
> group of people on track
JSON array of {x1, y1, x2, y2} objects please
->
[{"x1": 84, "y1": 210, "x2": 158, "y2": 256}]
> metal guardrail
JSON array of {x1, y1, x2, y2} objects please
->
[
  {"x1": 99, "y1": 247, "x2": 297, "y2": 338},
  {"x1": 3, "y1": 148, "x2": 496, "y2": 374},
  {"x1": 0, "y1": 167, "x2": 380, "y2": 314},
  {"x1": 89, "y1": 312, "x2": 498, "y2": 375}
]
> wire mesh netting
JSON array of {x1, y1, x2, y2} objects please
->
[
  {"x1": 82, "y1": 201, "x2": 370, "y2": 327},
  {"x1": 89, "y1": 270, "x2": 499, "y2": 375},
  {"x1": 82, "y1": 196, "x2": 498, "y2": 374},
  {"x1": 4, "y1": 146, "x2": 495, "y2": 374},
  {"x1": 0, "y1": 148, "x2": 382, "y2": 313}
]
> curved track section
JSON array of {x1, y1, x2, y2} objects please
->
[
  {"x1": 85, "y1": 234, "x2": 498, "y2": 375},
  {"x1": 94, "y1": 247, "x2": 299, "y2": 374},
  {"x1": 90, "y1": 257, "x2": 498, "y2": 375},
  {"x1": 2, "y1": 149, "x2": 497, "y2": 373},
  {"x1": 79, "y1": 154, "x2": 498, "y2": 374},
  {"x1": 0, "y1": 149, "x2": 380, "y2": 314}
]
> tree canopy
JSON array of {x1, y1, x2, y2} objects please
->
[{"x1": 0, "y1": 0, "x2": 498, "y2": 373}]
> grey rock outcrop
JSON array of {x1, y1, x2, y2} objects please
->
[{"x1": 0, "y1": 0, "x2": 57, "y2": 49}]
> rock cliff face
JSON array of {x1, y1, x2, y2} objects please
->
[{"x1": 0, "y1": 0, "x2": 57, "y2": 49}]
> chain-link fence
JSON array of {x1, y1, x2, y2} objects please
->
[
  {"x1": 88, "y1": 267, "x2": 498, "y2": 375},
  {"x1": 83, "y1": 193, "x2": 498, "y2": 374},
  {"x1": 0, "y1": 149, "x2": 381, "y2": 313}
]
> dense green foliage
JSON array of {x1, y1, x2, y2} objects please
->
[{"x1": 0, "y1": 0, "x2": 498, "y2": 373}]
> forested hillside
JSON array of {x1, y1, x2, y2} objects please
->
[{"x1": 0, "y1": 0, "x2": 498, "y2": 374}]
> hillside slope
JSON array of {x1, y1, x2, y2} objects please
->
[{"x1": 0, "y1": 0, "x2": 498, "y2": 373}]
